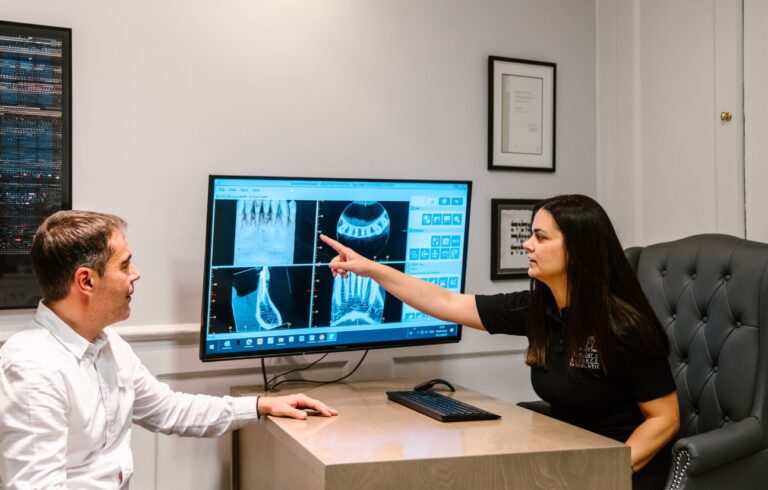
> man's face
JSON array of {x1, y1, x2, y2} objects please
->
[{"x1": 91, "y1": 231, "x2": 141, "y2": 326}]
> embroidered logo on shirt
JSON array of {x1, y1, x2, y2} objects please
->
[{"x1": 569, "y1": 335, "x2": 601, "y2": 370}]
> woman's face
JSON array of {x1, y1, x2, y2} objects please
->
[{"x1": 523, "y1": 209, "x2": 567, "y2": 288}]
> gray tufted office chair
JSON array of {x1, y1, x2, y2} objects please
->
[{"x1": 625, "y1": 233, "x2": 768, "y2": 489}]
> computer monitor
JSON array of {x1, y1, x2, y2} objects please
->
[{"x1": 199, "y1": 175, "x2": 472, "y2": 361}]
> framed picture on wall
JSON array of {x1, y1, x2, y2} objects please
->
[
  {"x1": 0, "y1": 20, "x2": 72, "y2": 309},
  {"x1": 491, "y1": 199, "x2": 538, "y2": 280},
  {"x1": 488, "y1": 56, "x2": 556, "y2": 172}
]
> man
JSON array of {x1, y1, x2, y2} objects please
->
[{"x1": 0, "y1": 210, "x2": 337, "y2": 489}]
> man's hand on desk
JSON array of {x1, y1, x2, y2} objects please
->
[{"x1": 257, "y1": 393, "x2": 339, "y2": 420}]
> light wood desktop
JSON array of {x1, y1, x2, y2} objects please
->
[{"x1": 232, "y1": 379, "x2": 631, "y2": 490}]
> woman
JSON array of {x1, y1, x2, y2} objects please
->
[{"x1": 320, "y1": 194, "x2": 679, "y2": 489}]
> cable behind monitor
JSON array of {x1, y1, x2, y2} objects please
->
[{"x1": 260, "y1": 350, "x2": 369, "y2": 392}]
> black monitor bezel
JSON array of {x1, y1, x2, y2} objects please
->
[{"x1": 199, "y1": 174, "x2": 472, "y2": 362}]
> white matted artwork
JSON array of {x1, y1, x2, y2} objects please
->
[{"x1": 488, "y1": 56, "x2": 555, "y2": 172}]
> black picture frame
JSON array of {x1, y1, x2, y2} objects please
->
[
  {"x1": 491, "y1": 198, "x2": 538, "y2": 280},
  {"x1": 0, "y1": 20, "x2": 72, "y2": 309},
  {"x1": 488, "y1": 56, "x2": 556, "y2": 172}
]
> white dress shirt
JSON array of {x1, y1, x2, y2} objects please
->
[{"x1": 0, "y1": 302, "x2": 259, "y2": 490}]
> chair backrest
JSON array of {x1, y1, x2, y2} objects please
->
[{"x1": 626, "y1": 234, "x2": 768, "y2": 442}]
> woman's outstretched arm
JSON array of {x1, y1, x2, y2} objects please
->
[{"x1": 320, "y1": 234, "x2": 485, "y2": 330}]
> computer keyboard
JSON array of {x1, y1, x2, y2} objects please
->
[{"x1": 386, "y1": 390, "x2": 501, "y2": 423}]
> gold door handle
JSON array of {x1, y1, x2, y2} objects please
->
[{"x1": 720, "y1": 111, "x2": 733, "y2": 122}]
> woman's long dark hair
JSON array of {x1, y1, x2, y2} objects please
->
[{"x1": 524, "y1": 194, "x2": 668, "y2": 377}]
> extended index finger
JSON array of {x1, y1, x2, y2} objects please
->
[{"x1": 319, "y1": 233, "x2": 344, "y2": 253}]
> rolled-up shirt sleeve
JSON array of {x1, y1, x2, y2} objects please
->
[{"x1": 0, "y1": 361, "x2": 69, "y2": 489}]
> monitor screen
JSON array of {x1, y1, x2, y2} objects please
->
[{"x1": 199, "y1": 175, "x2": 472, "y2": 361}]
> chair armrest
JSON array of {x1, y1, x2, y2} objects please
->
[{"x1": 672, "y1": 417, "x2": 763, "y2": 477}]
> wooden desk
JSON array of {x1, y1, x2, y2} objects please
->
[{"x1": 233, "y1": 379, "x2": 630, "y2": 490}]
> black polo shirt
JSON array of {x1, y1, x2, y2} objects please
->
[{"x1": 475, "y1": 291, "x2": 676, "y2": 442}]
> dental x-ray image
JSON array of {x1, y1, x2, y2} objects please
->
[
  {"x1": 330, "y1": 272, "x2": 385, "y2": 326},
  {"x1": 317, "y1": 201, "x2": 408, "y2": 262},
  {"x1": 206, "y1": 265, "x2": 313, "y2": 334},
  {"x1": 210, "y1": 200, "x2": 317, "y2": 267},
  {"x1": 232, "y1": 266, "x2": 284, "y2": 330},
  {"x1": 312, "y1": 264, "x2": 404, "y2": 327},
  {"x1": 230, "y1": 267, "x2": 278, "y2": 332},
  {"x1": 337, "y1": 201, "x2": 390, "y2": 259},
  {"x1": 233, "y1": 199, "x2": 296, "y2": 266}
]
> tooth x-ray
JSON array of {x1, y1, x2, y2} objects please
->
[
  {"x1": 329, "y1": 201, "x2": 389, "y2": 325},
  {"x1": 318, "y1": 200, "x2": 408, "y2": 262},
  {"x1": 336, "y1": 201, "x2": 391, "y2": 259},
  {"x1": 231, "y1": 267, "x2": 286, "y2": 331},
  {"x1": 254, "y1": 267, "x2": 283, "y2": 328},
  {"x1": 227, "y1": 265, "x2": 313, "y2": 333},
  {"x1": 234, "y1": 199, "x2": 297, "y2": 266},
  {"x1": 331, "y1": 272, "x2": 385, "y2": 326},
  {"x1": 310, "y1": 200, "x2": 409, "y2": 327}
]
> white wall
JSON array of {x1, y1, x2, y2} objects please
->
[
  {"x1": 0, "y1": 0, "x2": 597, "y2": 329},
  {"x1": 744, "y1": 0, "x2": 768, "y2": 243},
  {"x1": 596, "y1": 0, "x2": 746, "y2": 247},
  {"x1": 0, "y1": 1, "x2": 597, "y2": 488}
]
